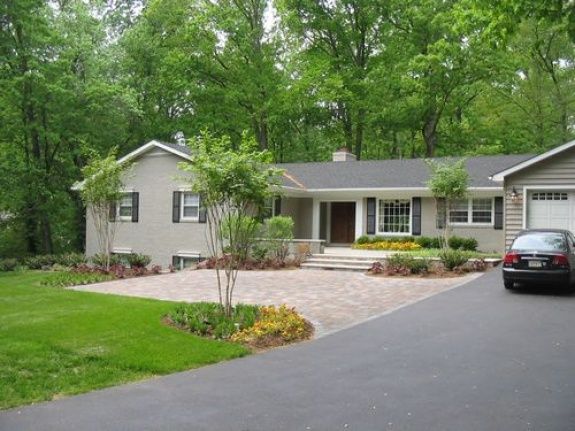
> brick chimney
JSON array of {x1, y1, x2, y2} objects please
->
[{"x1": 332, "y1": 147, "x2": 357, "y2": 162}]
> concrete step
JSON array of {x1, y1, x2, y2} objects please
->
[
  {"x1": 309, "y1": 254, "x2": 384, "y2": 262},
  {"x1": 300, "y1": 262, "x2": 373, "y2": 271}
]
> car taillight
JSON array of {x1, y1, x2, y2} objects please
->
[
  {"x1": 552, "y1": 254, "x2": 570, "y2": 269},
  {"x1": 503, "y1": 252, "x2": 519, "y2": 267}
]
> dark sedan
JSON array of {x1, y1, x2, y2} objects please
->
[{"x1": 502, "y1": 229, "x2": 575, "y2": 289}]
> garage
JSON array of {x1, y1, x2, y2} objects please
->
[{"x1": 527, "y1": 190, "x2": 575, "y2": 231}]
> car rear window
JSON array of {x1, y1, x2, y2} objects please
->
[{"x1": 511, "y1": 232, "x2": 568, "y2": 252}]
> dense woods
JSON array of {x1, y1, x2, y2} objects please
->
[{"x1": 1, "y1": 0, "x2": 575, "y2": 255}]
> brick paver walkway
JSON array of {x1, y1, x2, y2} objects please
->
[{"x1": 71, "y1": 269, "x2": 482, "y2": 337}]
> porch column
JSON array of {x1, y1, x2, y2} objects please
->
[
  {"x1": 355, "y1": 199, "x2": 364, "y2": 240},
  {"x1": 312, "y1": 198, "x2": 321, "y2": 239}
]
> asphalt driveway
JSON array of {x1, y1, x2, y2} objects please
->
[{"x1": 2, "y1": 268, "x2": 575, "y2": 431}]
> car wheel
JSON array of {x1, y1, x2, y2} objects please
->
[{"x1": 504, "y1": 280, "x2": 514, "y2": 290}]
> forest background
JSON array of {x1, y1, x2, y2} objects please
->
[{"x1": 1, "y1": 0, "x2": 575, "y2": 256}]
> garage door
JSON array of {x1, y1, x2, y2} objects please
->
[{"x1": 527, "y1": 191, "x2": 575, "y2": 232}]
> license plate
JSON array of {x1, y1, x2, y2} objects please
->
[{"x1": 528, "y1": 260, "x2": 543, "y2": 268}]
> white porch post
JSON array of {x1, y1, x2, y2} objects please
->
[
  {"x1": 312, "y1": 198, "x2": 321, "y2": 239},
  {"x1": 355, "y1": 199, "x2": 363, "y2": 240}
]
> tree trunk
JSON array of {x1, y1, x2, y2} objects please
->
[{"x1": 422, "y1": 112, "x2": 439, "y2": 157}]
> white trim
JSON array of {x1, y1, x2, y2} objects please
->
[
  {"x1": 117, "y1": 191, "x2": 134, "y2": 222},
  {"x1": 176, "y1": 251, "x2": 201, "y2": 258},
  {"x1": 521, "y1": 185, "x2": 575, "y2": 229},
  {"x1": 312, "y1": 199, "x2": 321, "y2": 239},
  {"x1": 112, "y1": 247, "x2": 132, "y2": 254},
  {"x1": 448, "y1": 197, "x2": 494, "y2": 227},
  {"x1": 291, "y1": 186, "x2": 501, "y2": 193},
  {"x1": 180, "y1": 191, "x2": 200, "y2": 222},
  {"x1": 117, "y1": 140, "x2": 192, "y2": 164},
  {"x1": 354, "y1": 199, "x2": 363, "y2": 240},
  {"x1": 375, "y1": 198, "x2": 413, "y2": 236},
  {"x1": 491, "y1": 140, "x2": 575, "y2": 181}
]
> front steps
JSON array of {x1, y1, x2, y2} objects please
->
[{"x1": 300, "y1": 254, "x2": 379, "y2": 271}]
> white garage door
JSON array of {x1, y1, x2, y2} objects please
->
[{"x1": 527, "y1": 191, "x2": 575, "y2": 232}]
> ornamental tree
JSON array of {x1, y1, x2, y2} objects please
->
[
  {"x1": 79, "y1": 150, "x2": 131, "y2": 270},
  {"x1": 426, "y1": 159, "x2": 469, "y2": 248},
  {"x1": 179, "y1": 131, "x2": 283, "y2": 316}
]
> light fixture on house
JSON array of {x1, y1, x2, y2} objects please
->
[{"x1": 511, "y1": 187, "x2": 518, "y2": 203}]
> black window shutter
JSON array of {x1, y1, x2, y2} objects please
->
[
  {"x1": 436, "y1": 198, "x2": 446, "y2": 229},
  {"x1": 172, "y1": 191, "x2": 181, "y2": 223},
  {"x1": 494, "y1": 196, "x2": 503, "y2": 230},
  {"x1": 274, "y1": 197, "x2": 282, "y2": 216},
  {"x1": 366, "y1": 198, "x2": 376, "y2": 234},
  {"x1": 412, "y1": 197, "x2": 421, "y2": 236},
  {"x1": 131, "y1": 192, "x2": 139, "y2": 223},
  {"x1": 108, "y1": 202, "x2": 116, "y2": 222},
  {"x1": 198, "y1": 194, "x2": 207, "y2": 223}
]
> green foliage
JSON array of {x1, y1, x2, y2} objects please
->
[
  {"x1": 168, "y1": 302, "x2": 260, "y2": 339},
  {"x1": 231, "y1": 305, "x2": 313, "y2": 347},
  {"x1": 387, "y1": 254, "x2": 431, "y2": 275},
  {"x1": 355, "y1": 235, "x2": 371, "y2": 245},
  {"x1": 22, "y1": 254, "x2": 86, "y2": 270},
  {"x1": 126, "y1": 253, "x2": 152, "y2": 269},
  {"x1": 90, "y1": 253, "x2": 122, "y2": 268},
  {"x1": 426, "y1": 159, "x2": 469, "y2": 201},
  {"x1": 261, "y1": 216, "x2": 294, "y2": 262},
  {"x1": 448, "y1": 236, "x2": 479, "y2": 251},
  {"x1": 179, "y1": 131, "x2": 283, "y2": 315},
  {"x1": 439, "y1": 249, "x2": 469, "y2": 271},
  {"x1": 0, "y1": 259, "x2": 18, "y2": 272},
  {"x1": 414, "y1": 236, "x2": 443, "y2": 249},
  {"x1": 41, "y1": 271, "x2": 114, "y2": 288}
]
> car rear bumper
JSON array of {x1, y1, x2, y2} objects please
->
[{"x1": 502, "y1": 268, "x2": 571, "y2": 285}]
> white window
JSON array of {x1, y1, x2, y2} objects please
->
[
  {"x1": 449, "y1": 198, "x2": 493, "y2": 225},
  {"x1": 181, "y1": 192, "x2": 200, "y2": 221},
  {"x1": 378, "y1": 199, "x2": 411, "y2": 234},
  {"x1": 118, "y1": 193, "x2": 133, "y2": 220},
  {"x1": 173, "y1": 254, "x2": 201, "y2": 270}
]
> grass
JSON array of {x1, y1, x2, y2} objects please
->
[{"x1": 0, "y1": 271, "x2": 249, "y2": 410}]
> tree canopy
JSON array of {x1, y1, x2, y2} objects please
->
[{"x1": 1, "y1": 0, "x2": 574, "y2": 256}]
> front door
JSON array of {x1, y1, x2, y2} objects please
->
[{"x1": 330, "y1": 202, "x2": 356, "y2": 244}]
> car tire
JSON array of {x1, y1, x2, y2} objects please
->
[{"x1": 504, "y1": 280, "x2": 514, "y2": 290}]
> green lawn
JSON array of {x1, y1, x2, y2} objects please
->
[{"x1": 0, "y1": 271, "x2": 249, "y2": 409}]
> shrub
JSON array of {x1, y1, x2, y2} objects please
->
[
  {"x1": 355, "y1": 235, "x2": 371, "y2": 245},
  {"x1": 126, "y1": 253, "x2": 151, "y2": 269},
  {"x1": 91, "y1": 253, "x2": 122, "y2": 268},
  {"x1": 151, "y1": 265, "x2": 162, "y2": 274},
  {"x1": 57, "y1": 253, "x2": 87, "y2": 268},
  {"x1": 368, "y1": 261, "x2": 384, "y2": 274},
  {"x1": 262, "y1": 216, "x2": 294, "y2": 263},
  {"x1": 460, "y1": 237, "x2": 478, "y2": 251},
  {"x1": 353, "y1": 241, "x2": 421, "y2": 251},
  {"x1": 0, "y1": 258, "x2": 18, "y2": 272},
  {"x1": 168, "y1": 302, "x2": 260, "y2": 339},
  {"x1": 250, "y1": 244, "x2": 269, "y2": 262},
  {"x1": 41, "y1": 271, "x2": 114, "y2": 288},
  {"x1": 415, "y1": 236, "x2": 443, "y2": 249},
  {"x1": 439, "y1": 249, "x2": 469, "y2": 271},
  {"x1": 386, "y1": 254, "x2": 430, "y2": 275},
  {"x1": 24, "y1": 254, "x2": 57, "y2": 269},
  {"x1": 231, "y1": 305, "x2": 312, "y2": 347}
]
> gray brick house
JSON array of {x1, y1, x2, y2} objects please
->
[{"x1": 82, "y1": 139, "x2": 575, "y2": 266}]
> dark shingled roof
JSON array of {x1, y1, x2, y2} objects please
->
[
  {"x1": 278, "y1": 154, "x2": 535, "y2": 190},
  {"x1": 153, "y1": 141, "x2": 533, "y2": 190}
]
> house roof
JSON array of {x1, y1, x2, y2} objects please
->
[
  {"x1": 279, "y1": 154, "x2": 534, "y2": 191},
  {"x1": 490, "y1": 140, "x2": 575, "y2": 181}
]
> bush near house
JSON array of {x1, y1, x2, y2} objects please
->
[
  {"x1": 0, "y1": 258, "x2": 18, "y2": 272},
  {"x1": 167, "y1": 302, "x2": 313, "y2": 348},
  {"x1": 354, "y1": 235, "x2": 478, "y2": 251}
]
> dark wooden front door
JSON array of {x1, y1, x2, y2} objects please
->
[{"x1": 330, "y1": 202, "x2": 356, "y2": 244}]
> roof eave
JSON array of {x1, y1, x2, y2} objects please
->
[{"x1": 490, "y1": 140, "x2": 575, "y2": 181}]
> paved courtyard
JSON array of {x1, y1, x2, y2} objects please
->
[{"x1": 72, "y1": 269, "x2": 481, "y2": 336}]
